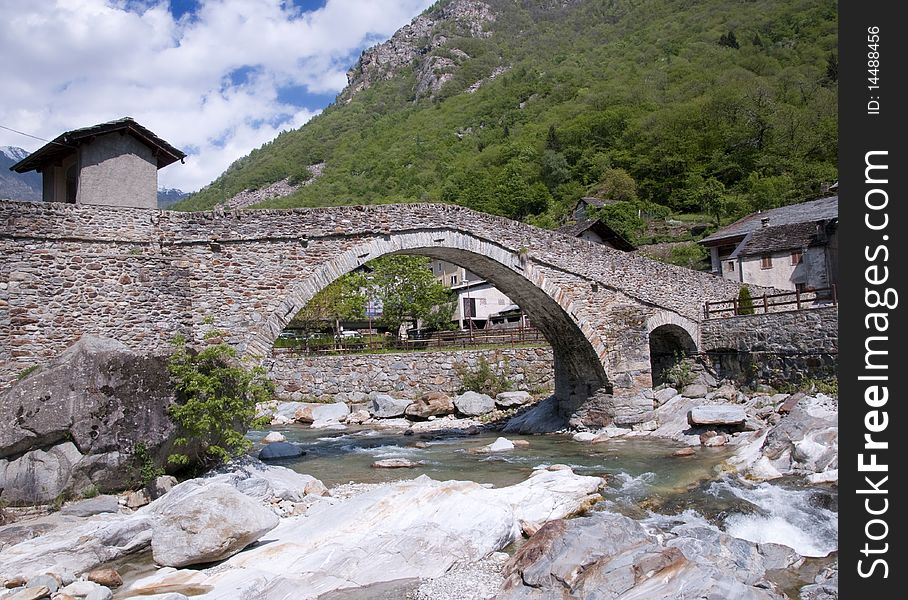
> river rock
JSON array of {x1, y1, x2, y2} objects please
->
[
  {"x1": 145, "y1": 475, "x2": 178, "y2": 500},
  {"x1": 120, "y1": 468, "x2": 603, "y2": 599},
  {"x1": 371, "y1": 459, "x2": 421, "y2": 468},
  {"x1": 471, "y1": 437, "x2": 515, "y2": 453},
  {"x1": 262, "y1": 431, "x2": 286, "y2": 444},
  {"x1": 258, "y1": 442, "x2": 305, "y2": 460},
  {"x1": 405, "y1": 392, "x2": 455, "y2": 419},
  {"x1": 709, "y1": 383, "x2": 739, "y2": 401},
  {"x1": 59, "y1": 495, "x2": 119, "y2": 517},
  {"x1": 368, "y1": 393, "x2": 413, "y2": 418},
  {"x1": 681, "y1": 383, "x2": 709, "y2": 398},
  {"x1": 503, "y1": 397, "x2": 567, "y2": 434},
  {"x1": 454, "y1": 391, "x2": 496, "y2": 416},
  {"x1": 126, "y1": 489, "x2": 150, "y2": 509},
  {"x1": 496, "y1": 512, "x2": 786, "y2": 599},
  {"x1": 653, "y1": 387, "x2": 678, "y2": 405},
  {"x1": 0, "y1": 443, "x2": 82, "y2": 505},
  {"x1": 150, "y1": 482, "x2": 279, "y2": 568},
  {"x1": 85, "y1": 568, "x2": 122, "y2": 588},
  {"x1": 778, "y1": 392, "x2": 806, "y2": 414},
  {"x1": 345, "y1": 409, "x2": 371, "y2": 425},
  {"x1": 25, "y1": 574, "x2": 58, "y2": 593},
  {"x1": 293, "y1": 402, "x2": 350, "y2": 424},
  {"x1": 202, "y1": 459, "x2": 329, "y2": 502},
  {"x1": 495, "y1": 391, "x2": 531, "y2": 408},
  {"x1": 688, "y1": 405, "x2": 746, "y2": 426},
  {"x1": 5, "y1": 586, "x2": 51, "y2": 600},
  {"x1": 572, "y1": 432, "x2": 597, "y2": 443},
  {"x1": 0, "y1": 336, "x2": 176, "y2": 503}
]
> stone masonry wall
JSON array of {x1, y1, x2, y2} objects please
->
[
  {"x1": 700, "y1": 306, "x2": 838, "y2": 385},
  {"x1": 268, "y1": 345, "x2": 554, "y2": 402}
]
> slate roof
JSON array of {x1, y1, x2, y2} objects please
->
[
  {"x1": 729, "y1": 221, "x2": 830, "y2": 258},
  {"x1": 557, "y1": 218, "x2": 636, "y2": 251},
  {"x1": 699, "y1": 196, "x2": 838, "y2": 245},
  {"x1": 10, "y1": 117, "x2": 186, "y2": 173}
]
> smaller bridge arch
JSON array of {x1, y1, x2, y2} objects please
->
[{"x1": 646, "y1": 311, "x2": 700, "y2": 388}]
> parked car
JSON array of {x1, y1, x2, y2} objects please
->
[{"x1": 337, "y1": 330, "x2": 362, "y2": 339}]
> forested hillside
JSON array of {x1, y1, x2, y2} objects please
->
[{"x1": 178, "y1": 0, "x2": 837, "y2": 231}]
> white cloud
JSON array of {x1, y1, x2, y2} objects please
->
[{"x1": 0, "y1": 0, "x2": 434, "y2": 191}]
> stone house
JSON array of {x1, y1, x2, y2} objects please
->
[
  {"x1": 556, "y1": 218, "x2": 636, "y2": 251},
  {"x1": 698, "y1": 196, "x2": 838, "y2": 291},
  {"x1": 9, "y1": 117, "x2": 185, "y2": 209}
]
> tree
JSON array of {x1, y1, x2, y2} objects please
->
[
  {"x1": 697, "y1": 177, "x2": 728, "y2": 227},
  {"x1": 167, "y1": 334, "x2": 272, "y2": 471},
  {"x1": 590, "y1": 168, "x2": 638, "y2": 202},
  {"x1": 590, "y1": 201, "x2": 645, "y2": 244},
  {"x1": 718, "y1": 31, "x2": 739, "y2": 49},
  {"x1": 290, "y1": 272, "x2": 367, "y2": 345},
  {"x1": 367, "y1": 255, "x2": 454, "y2": 335},
  {"x1": 736, "y1": 287, "x2": 755, "y2": 315}
]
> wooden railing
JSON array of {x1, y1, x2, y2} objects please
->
[
  {"x1": 273, "y1": 326, "x2": 547, "y2": 356},
  {"x1": 704, "y1": 286, "x2": 837, "y2": 319}
]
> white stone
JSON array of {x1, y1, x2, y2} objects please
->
[
  {"x1": 367, "y1": 393, "x2": 413, "y2": 418},
  {"x1": 150, "y1": 482, "x2": 279, "y2": 568},
  {"x1": 454, "y1": 391, "x2": 496, "y2": 416},
  {"x1": 262, "y1": 431, "x2": 286, "y2": 444},
  {"x1": 572, "y1": 432, "x2": 597, "y2": 443},
  {"x1": 687, "y1": 405, "x2": 746, "y2": 426},
  {"x1": 495, "y1": 391, "x2": 531, "y2": 408},
  {"x1": 487, "y1": 437, "x2": 515, "y2": 452}
]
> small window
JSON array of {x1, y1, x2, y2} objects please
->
[
  {"x1": 451, "y1": 275, "x2": 458, "y2": 285},
  {"x1": 791, "y1": 250, "x2": 803, "y2": 265},
  {"x1": 760, "y1": 255, "x2": 773, "y2": 269},
  {"x1": 726, "y1": 261, "x2": 735, "y2": 272}
]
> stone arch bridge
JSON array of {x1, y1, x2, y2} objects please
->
[{"x1": 0, "y1": 200, "x2": 753, "y2": 426}]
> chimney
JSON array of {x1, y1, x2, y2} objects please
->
[{"x1": 761, "y1": 217, "x2": 770, "y2": 228}]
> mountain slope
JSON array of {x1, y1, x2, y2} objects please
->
[
  {"x1": 177, "y1": 0, "x2": 837, "y2": 225},
  {"x1": 0, "y1": 147, "x2": 41, "y2": 201}
]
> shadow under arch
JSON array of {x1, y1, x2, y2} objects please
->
[{"x1": 245, "y1": 230, "x2": 612, "y2": 407}]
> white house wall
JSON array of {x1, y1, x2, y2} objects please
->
[{"x1": 77, "y1": 135, "x2": 158, "y2": 209}]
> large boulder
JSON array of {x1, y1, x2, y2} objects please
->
[
  {"x1": 495, "y1": 391, "x2": 531, "y2": 408},
  {"x1": 292, "y1": 402, "x2": 349, "y2": 424},
  {"x1": 120, "y1": 468, "x2": 603, "y2": 599},
  {"x1": 687, "y1": 405, "x2": 747, "y2": 427},
  {"x1": 258, "y1": 442, "x2": 305, "y2": 461},
  {"x1": 0, "y1": 336, "x2": 176, "y2": 504},
  {"x1": 367, "y1": 392, "x2": 412, "y2": 418},
  {"x1": 497, "y1": 512, "x2": 787, "y2": 599},
  {"x1": 454, "y1": 391, "x2": 496, "y2": 416},
  {"x1": 150, "y1": 482, "x2": 279, "y2": 568},
  {"x1": 405, "y1": 392, "x2": 455, "y2": 419}
]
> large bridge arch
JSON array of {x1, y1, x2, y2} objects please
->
[{"x1": 244, "y1": 230, "x2": 612, "y2": 409}]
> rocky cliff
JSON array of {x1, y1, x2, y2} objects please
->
[{"x1": 339, "y1": 0, "x2": 496, "y2": 103}]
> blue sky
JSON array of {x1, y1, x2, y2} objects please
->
[{"x1": 0, "y1": 0, "x2": 435, "y2": 191}]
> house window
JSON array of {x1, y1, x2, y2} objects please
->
[
  {"x1": 791, "y1": 250, "x2": 803, "y2": 265},
  {"x1": 760, "y1": 255, "x2": 773, "y2": 269},
  {"x1": 450, "y1": 275, "x2": 458, "y2": 285},
  {"x1": 463, "y1": 297, "x2": 476, "y2": 318},
  {"x1": 795, "y1": 282, "x2": 808, "y2": 293},
  {"x1": 726, "y1": 261, "x2": 735, "y2": 272}
]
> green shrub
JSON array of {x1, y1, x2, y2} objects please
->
[
  {"x1": 166, "y1": 333, "x2": 273, "y2": 471},
  {"x1": 456, "y1": 356, "x2": 512, "y2": 397},
  {"x1": 133, "y1": 442, "x2": 164, "y2": 486},
  {"x1": 737, "y1": 287, "x2": 755, "y2": 315}
]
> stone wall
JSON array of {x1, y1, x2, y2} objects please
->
[
  {"x1": 268, "y1": 346, "x2": 554, "y2": 402},
  {"x1": 700, "y1": 306, "x2": 838, "y2": 385}
]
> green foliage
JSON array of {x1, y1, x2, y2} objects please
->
[
  {"x1": 368, "y1": 255, "x2": 455, "y2": 334},
  {"x1": 81, "y1": 484, "x2": 100, "y2": 499},
  {"x1": 589, "y1": 168, "x2": 637, "y2": 203},
  {"x1": 290, "y1": 272, "x2": 368, "y2": 339},
  {"x1": 16, "y1": 365, "x2": 39, "y2": 381},
  {"x1": 737, "y1": 286, "x2": 755, "y2": 315},
  {"x1": 166, "y1": 334, "x2": 273, "y2": 471},
  {"x1": 589, "y1": 201, "x2": 645, "y2": 244},
  {"x1": 175, "y1": 0, "x2": 837, "y2": 229},
  {"x1": 456, "y1": 356, "x2": 512, "y2": 396},
  {"x1": 668, "y1": 242, "x2": 709, "y2": 269},
  {"x1": 133, "y1": 442, "x2": 164, "y2": 486},
  {"x1": 664, "y1": 352, "x2": 695, "y2": 388}
]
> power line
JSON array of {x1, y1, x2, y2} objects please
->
[{"x1": 0, "y1": 124, "x2": 72, "y2": 147}]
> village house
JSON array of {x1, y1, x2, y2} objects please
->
[
  {"x1": 9, "y1": 117, "x2": 185, "y2": 209},
  {"x1": 698, "y1": 196, "x2": 838, "y2": 292}
]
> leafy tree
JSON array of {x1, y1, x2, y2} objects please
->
[
  {"x1": 824, "y1": 52, "x2": 838, "y2": 83},
  {"x1": 290, "y1": 272, "x2": 367, "y2": 342},
  {"x1": 590, "y1": 168, "x2": 638, "y2": 202},
  {"x1": 167, "y1": 334, "x2": 272, "y2": 471},
  {"x1": 589, "y1": 201, "x2": 645, "y2": 244},
  {"x1": 697, "y1": 177, "x2": 728, "y2": 227},
  {"x1": 367, "y1": 256, "x2": 454, "y2": 335},
  {"x1": 718, "y1": 31, "x2": 739, "y2": 49}
]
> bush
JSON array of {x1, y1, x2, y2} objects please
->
[
  {"x1": 167, "y1": 333, "x2": 273, "y2": 471},
  {"x1": 736, "y1": 287, "x2": 755, "y2": 315},
  {"x1": 456, "y1": 356, "x2": 512, "y2": 396}
]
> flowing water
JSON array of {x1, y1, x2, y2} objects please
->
[{"x1": 247, "y1": 425, "x2": 837, "y2": 560}]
